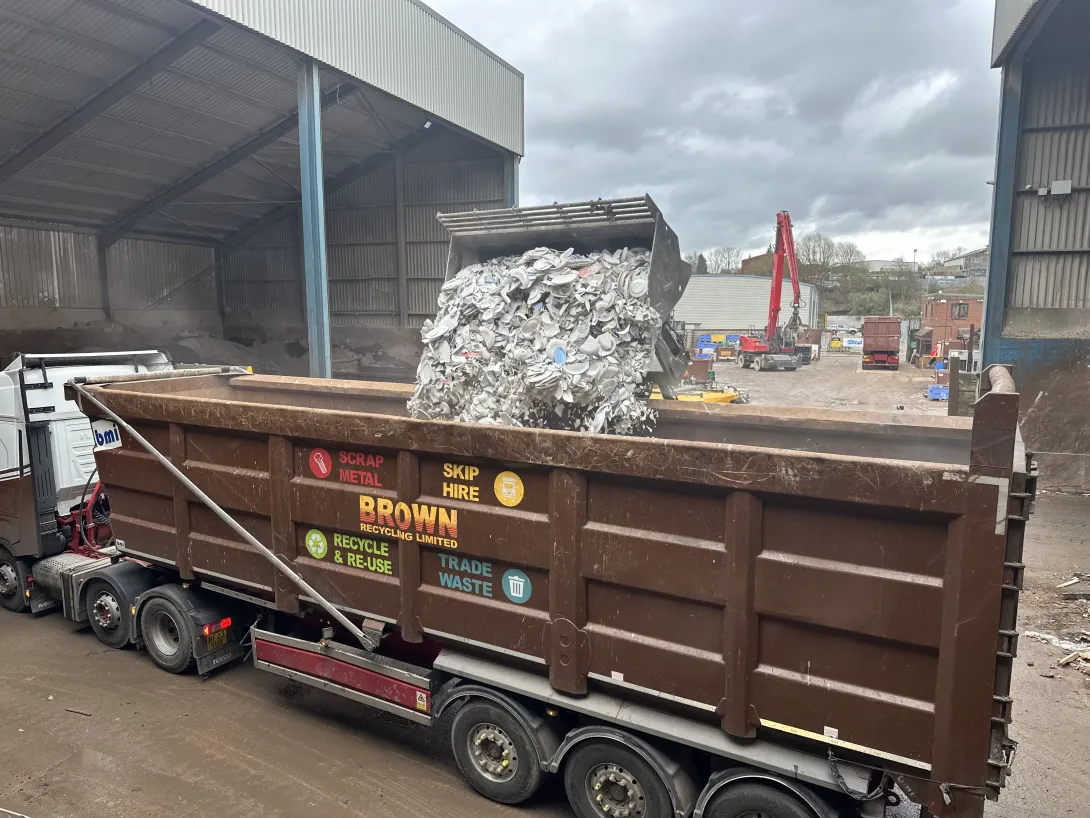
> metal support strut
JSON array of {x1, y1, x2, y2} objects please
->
[
  {"x1": 69, "y1": 379, "x2": 375, "y2": 651},
  {"x1": 298, "y1": 58, "x2": 332, "y2": 378}
]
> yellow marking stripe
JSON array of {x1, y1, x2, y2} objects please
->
[{"x1": 759, "y1": 719, "x2": 932, "y2": 771}]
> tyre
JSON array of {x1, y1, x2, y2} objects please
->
[
  {"x1": 785, "y1": 367, "x2": 798, "y2": 372},
  {"x1": 139, "y1": 596, "x2": 195, "y2": 673},
  {"x1": 739, "y1": 356, "x2": 750, "y2": 369},
  {"x1": 564, "y1": 741, "x2": 672, "y2": 818},
  {"x1": 703, "y1": 782, "x2": 817, "y2": 818},
  {"x1": 0, "y1": 547, "x2": 30, "y2": 613},
  {"x1": 85, "y1": 579, "x2": 131, "y2": 649},
  {"x1": 753, "y1": 357, "x2": 764, "y2": 372},
  {"x1": 450, "y1": 700, "x2": 545, "y2": 804}
]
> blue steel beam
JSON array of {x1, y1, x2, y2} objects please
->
[
  {"x1": 102, "y1": 81, "x2": 358, "y2": 246},
  {"x1": 982, "y1": 59, "x2": 1024, "y2": 366},
  {"x1": 298, "y1": 58, "x2": 332, "y2": 379},
  {"x1": 0, "y1": 19, "x2": 220, "y2": 184}
]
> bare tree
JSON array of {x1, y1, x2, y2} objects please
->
[
  {"x1": 682, "y1": 251, "x2": 700, "y2": 269},
  {"x1": 706, "y1": 246, "x2": 742, "y2": 275},
  {"x1": 795, "y1": 231, "x2": 838, "y2": 289},
  {"x1": 834, "y1": 240, "x2": 867, "y2": 268}
]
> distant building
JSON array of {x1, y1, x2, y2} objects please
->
[
  {"x1": 920, "y1": 293, "x2": 985, "y2": 349},
  {"x1": 739, "y1": 251, "x2": 773, "y2": 276},
  {"x1": 864, "y1": 259, "x2": 921, "y2": 274},
  {"x1": 942, "y1": 247, "x2": 989, "y2": 277},
  {"x1": 672, "y1": 275, "x2": 821, "y2": 332}
]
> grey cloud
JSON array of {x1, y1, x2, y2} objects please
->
[{"x1": 429, "y1": 0, "x2": 998, "y2": 255}]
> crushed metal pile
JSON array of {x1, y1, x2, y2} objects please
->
[{"x1": 408, "y1": 247, "x2": 661, "y2": 435}]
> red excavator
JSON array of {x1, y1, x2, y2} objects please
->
[{"x1": 738, "y1": 210, "x2": 803, "y2": 372}]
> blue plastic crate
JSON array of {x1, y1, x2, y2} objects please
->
[
  {"x1": 928, "y1": 385, "x2": 949, "y2": 401},
  {"x1": 698, "y1": 334, "x2": 712, "y2": 344}
]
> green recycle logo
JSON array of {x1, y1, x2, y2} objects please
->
[{"x1": 305, "y1": 529, "x2": 328, "y2": 559}]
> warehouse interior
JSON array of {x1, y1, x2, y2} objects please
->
[
  {"x1": 0, "y1": 0, "x2": 522, "y2": 377},
  {"x1": 986, "y1": 0, "x2": 1090, "y2": 490}
]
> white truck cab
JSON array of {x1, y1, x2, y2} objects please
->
[{"x1": 0, "y1": 351, "x2": 172, "y2": 577}]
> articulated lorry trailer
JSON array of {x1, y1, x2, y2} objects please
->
[
  {"x1": 1, "y1": 201, "x2": 1034, "y2": 818},
  {"x1": 0, "y1": 361, "x2": 1028, "y2": 818}
]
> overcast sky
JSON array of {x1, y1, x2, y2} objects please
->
[{"x1": 427, "y1": 0, "x2": 1000, "y2": 263}]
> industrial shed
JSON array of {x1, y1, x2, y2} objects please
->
[
  {"x1": 672, "y1": 275, "x2": 820, "y2": 333},
  {"x1": 986, "y1": 0, "x2": 1090, "y2": 490},
  {"x1": 0, "y1": 0, "x2": 523, "y2": 376}
]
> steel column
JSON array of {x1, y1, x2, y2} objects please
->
[
  {"x1": 297, "y1": 59, "x2": 331, "y2": 378},
  {"x1": 503, "y1": 154, "x2": 520, "y2": 207},
  {"x1": 95, "y1": 236, "x2": 112, "y2": 321},
  {"x1": 394, "y1": 152, "x2": 409, "y2": 326},
  {"x1": 982, "y1": 60, "x2": 1024, "y2": 366}
]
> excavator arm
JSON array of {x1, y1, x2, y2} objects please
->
[{"x1": 765, "y1": 211, "x2": 803, "y2": 353}]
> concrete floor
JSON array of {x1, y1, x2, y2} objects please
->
[{"x1": 1, "y1": 354, "x2": 1086, "y2": 818}]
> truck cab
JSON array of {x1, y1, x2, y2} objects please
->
[{"x1": 0, "y1": 351, "x2": 172, "y2": 610}]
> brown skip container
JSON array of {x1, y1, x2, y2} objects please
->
[
  {"x1": 72, "y1": 366, "x2": 1033, "y2": 818},
  {"x1": 862, "y1": 316, "x2": 903, "y2": 353}
]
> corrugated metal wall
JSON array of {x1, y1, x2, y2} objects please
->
[
  {"x1": 405, "y1": 158, "x2": 506, "y2": 326},
  {"x1": 222, "y1": 219, "x2": 301, "y2": 313},
  {"x1": 223, "y1": 154, "x2": 505, "y2": 328},
  {"x1": 1009, "y1": 57, "x2": 1090, "y2": 311},
  {"x1": 107, "y1": 238, "x2": 217, "y2": 312},
  {"x1": 329, "y1": 162, "x2": 399, "y2": 327},
  {"x1": 191, "y1": 0, "x2": 525, "y2": 155},
  {"x1": 0, "y1": 226, "x2": 99, "y2": 308},
  {"x1": 993, "y1": 0, "x2": 1042, "y2": 65},
  {"x1": 673, "y1": 276, "x2": 820, "y2": 331}
]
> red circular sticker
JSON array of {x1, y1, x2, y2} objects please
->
[{"x1": 309, "y1": 448, "x2": 332, "y2": 479}]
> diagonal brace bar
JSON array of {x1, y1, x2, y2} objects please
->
[
  {"x1": 0, "y1": 19, "x2": 220, "y2": 184},
  {"x1": 103, "y1": 81, "x2": 358, "y2": 246}
]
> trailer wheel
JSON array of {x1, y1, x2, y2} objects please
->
[
  {"x1": 564, "y1": 741, "x2": 671, "y2": 818},
  {"x1": 0, "y1": 547, "x2": 29, "y2": 613},
  {"x1": 703, "y1": 781, "x2": 818, "y2": 818},
  {"x1": 85, "y1": 580, "x2": 130, "y2": 649},
  {"x1": 450, "y1": 699, "x2": 545, "y2": 804},
  {"x1": 140, "y1": 597, "x2": 195, "y2": 673}
]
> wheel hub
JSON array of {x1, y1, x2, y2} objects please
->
[
  {"x1": 588, "y1": 763, "x2": 645, "y2": 817},
  {"x1": 468, "y1": 723, "x2": 518, "y2": 781},
  {"x1": 0, "y1": 563, "x2": 17, "y2": 597},
  {"x1": 92, "y1": 592, "x2": 121, "y2": 631}
]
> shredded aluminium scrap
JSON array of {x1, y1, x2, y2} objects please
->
[{"x1": 408, "y1": 247, "x2": 660, "y2": 435}]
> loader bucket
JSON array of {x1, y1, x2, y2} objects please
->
[{"x1": 436, "y1": 196, "x2": 691, "y2": 386}]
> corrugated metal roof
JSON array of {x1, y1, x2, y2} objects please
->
[
  {"x1": 993, "y1": 0, "x2": 1044, "y2": 66},
  {"x1": 186, "y1": 0, "x2": 524, "y2": 155},
  {"x1": 0, "y1": 0, "x2": 517, "y2": 246},
  {"x1": 672, "y1": 275, "x2": 821, "y2": 331}
]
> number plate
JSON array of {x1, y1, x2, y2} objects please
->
[{"x1": 206, "y1": 629, "x2": 228, "y2": 652}]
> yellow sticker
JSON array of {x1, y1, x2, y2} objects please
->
[{"x1": 494, "y1": 471, "x2": 524, "y2": 507}]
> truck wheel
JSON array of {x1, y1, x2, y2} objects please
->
[
  {"x1": 85, "y1": 579, "x2": 130, "y2": 649},
  {"x1": 740, "y1": 356, "x2": 750, "y2": 369},
  {"x1": 140, "y1": 597, "x2": 195, "y2": 673},
  {"x1": 753, "y1": 357, "x2": 764, "y2": 372},
  {"x1": 703, "y1": 782, "x2": 817, "y2": 818},
  {"x1": 0, "y1": 548, "x2": 30, "y2": 613},
  {"x1": 564, "y1": 741, "x2": 671, "y2": 818},
  {"x1": 450, "y1": 700, "x2": 545, "y2": 804}
]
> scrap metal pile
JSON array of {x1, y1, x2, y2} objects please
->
[{"x1": 408, "y1": 247, "x2": 661, "y2": 435}]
